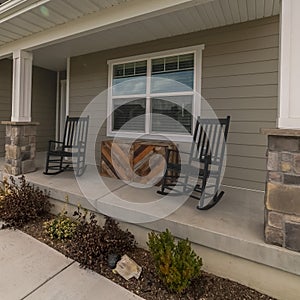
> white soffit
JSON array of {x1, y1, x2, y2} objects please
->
[
  {"x1": 0, "y1": 0, "x2": 280, "y2": 70},
  {"x1": 0, "y1": 0, "x2": 131, "y2": 45}
]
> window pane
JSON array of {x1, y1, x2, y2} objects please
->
[
  {"x1": 112, "y1": 98, "x2": 146, "y2": 131},
  {"x1": 152, "y1": 58, "x2": 164, "y2": 73},
  {"x1": 179, "y1": 54, "x2": 194, "y2": 69},
  {"x1": 135, "y1": 61, "x2": 147, "y2": 75},
  {"x1": 113, "y1": 64, "x2": 124, "y2": 77},
  {"x1": 165, "y1": 56, "x2": 178, "y2": 71},
  {"x1": 151, "y1": 96, "x2": 193, "y2": 133},
  {"x1": 112, "y1": 61, "x2": 147, "y2": 96},
  {"x1": 125, "y1": 63, "x2": 134, "y2": 76},
  {"x1": 151, "y1": 54, "x2": 194, "y2": 93},
  {"x1": 113, "y1": 76, "x2": 146, "y2": 96}
]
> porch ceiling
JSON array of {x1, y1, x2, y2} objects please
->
[{"x1": 0, "y1": 0, "x2": 280, "y2": 71}]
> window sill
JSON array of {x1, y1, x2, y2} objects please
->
[{"x1": 107, "y1": 131, "x2": 193, "y2": 143}]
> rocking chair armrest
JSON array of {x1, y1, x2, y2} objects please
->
[
  {"x1": 48, "y1": 140, "x2": 64, "y2": 145},
  {"x1": 48, "y1": 140, "x2": 64, "y2": 151},
  {"x1": 165, "y1": 148, "x2": 191, "y2": 163},
  {"x1": 168, "y1": 148, "x2": 192, "y2": 158},
  {"x1": 166, "y1": 148, "x2": 190, "y2": 156}
]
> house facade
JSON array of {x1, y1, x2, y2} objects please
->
[
  {"x1": 0, "y1": 0, "x2": 281, "y2": 186},
  {"x1": 0, "y1": 0, "x2": 300, "y2": 298}
]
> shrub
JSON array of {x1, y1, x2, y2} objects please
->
[
  {"x1": 147, "y1": 229, "x2": 202, "y2": 294},
  {"x1": 67, "y1": 208, "x2": 136, "y2": 269},
  {"x1": 0, "y1": 175, "x2": 51, "y2": 227},
  {"x1": 67, "y1": 208, "x2": 105, "y2": 268},
  {"x1": 101, "y1": 216, "x2": 136, "y2": 256},
  {"x1": 43, "y1": 206, "x2": 77, "y2": 240}
]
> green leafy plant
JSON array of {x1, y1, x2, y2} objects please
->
[
  {"x1": 0, "y1": 177, "x2": 11, "y2": 201},
  {"x1": 147, "y1": 229, "x2": 202, "y2": 294},
  {"x1": 0, "y1": 175, "x2": 51, "y2": 227},
  {"x1": 43, "y1": 205, "x2": 77, "y2": 240}
]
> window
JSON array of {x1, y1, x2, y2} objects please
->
[{"x1": 107, "y1": 45, "x2": 204, "y2": 141}]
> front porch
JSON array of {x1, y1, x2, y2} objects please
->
[
  {"x1": 1, "y1": 1, "x2": 300, "y2": 298},
  {"x1": 1, "y1": 152, "x2": 299, "y2": 300}
]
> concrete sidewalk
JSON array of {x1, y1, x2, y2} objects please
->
[{"x1": 0, "y1": 222, "x2": 143, "y2": 300}]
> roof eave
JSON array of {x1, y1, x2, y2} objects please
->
[{"x1": 0, "y1": 0, "x2": 50, "y2": 22}]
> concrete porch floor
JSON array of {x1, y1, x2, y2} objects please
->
[{"x1": 1, "y1": 152, "x2": 300, "y2": 300}]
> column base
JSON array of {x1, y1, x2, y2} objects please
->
[
  {"x1": 262, "y1": 128, "x2": 300, "y2": 253},
  {"x1": 1, "y1": 121, "x2": 39, "y2": 176}
]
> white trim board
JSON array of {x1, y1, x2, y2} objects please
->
[{"x1": 278, "y1": 0, "x2": 300, "y2": 129}]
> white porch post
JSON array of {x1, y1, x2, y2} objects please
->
[
  {"x1": 11, "y1": 50, "x2": 33, "y2": 122},
  {"x1": 262, "y1": 0, "x2": 300, "y2": 253},
  {"x1": 0, "y1": 49, "x2": 38, "y2": 175},
  {"x1": 278, "y1": 0, "x2": 300, "y2": 129}
]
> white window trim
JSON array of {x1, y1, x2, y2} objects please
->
[{"x1": 107, "y1": 45, "x2": 204, "y2": 142}]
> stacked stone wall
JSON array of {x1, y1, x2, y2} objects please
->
[
  {"x1": 264, "y1": 131, "x2": 300, "y2": 252},
  {"x1": 2, "y1": 122, "x2": 38, "y2": 176}
]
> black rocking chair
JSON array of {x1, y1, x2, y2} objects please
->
[
  {"x1": 158, "y1": 116, "x2": 230, "y2": 210},
  {"x1": 44, "y1": 116, "x2": 89, "y2": 176}
]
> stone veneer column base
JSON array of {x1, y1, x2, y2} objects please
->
[
  {"x1": 1, "y1": 121, "x2": 39, "y2": 176},
  {"x1": 262, "y1": 128, "x2": 300, "y2": 252}
]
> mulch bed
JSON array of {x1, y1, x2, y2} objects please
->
[{"x1": 17, "y1": 214, "x2": 276, "y2": 300}]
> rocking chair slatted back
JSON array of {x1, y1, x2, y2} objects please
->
[
  {"x1": 191, "y1": 117, "x2": 230, "y2": 166},
  {"x1": 63, "y1": 117, "x2": 87, "y2": 149}
]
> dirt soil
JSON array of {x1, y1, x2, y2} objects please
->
[{"x1": 18, "y1": 215, "x2": 277, "y2": 300}]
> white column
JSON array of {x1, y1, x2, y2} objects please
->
[
  {"x1": 66, "y1": 56, "x2": 70, "y2": 116},
  {"x1": 11, "y1": 50, "x2": 33, "y2": 122},
  {"x1": 278, "y1": 0, "x2": 300, "y2": 129}
]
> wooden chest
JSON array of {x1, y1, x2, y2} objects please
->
[{"x1": 100, "y1": 139, "x2": 178, "y2": 186}]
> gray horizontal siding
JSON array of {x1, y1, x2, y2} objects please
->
[
  {"x1": 0, "y1": 59, "x2": 12, "y2": 157},
  {"x1": 205, "y1": 35, "x2": 279, "y2": 56},
  {"x1": 31, "y1": 66, "x2": 56, "y2": 151},
  {"x1": 201, "y1": 18, "x2": 278, "y2": 190},
  {"x1": 204, "y1": 60, "x2": 278, "y2": 77},
  {"x1": 202, "y1": 73, "x2": 278, "y2": 88},
  {"x1": 69, "y1": 16, "x2": 279, "y2": 191},
  {"x1": 203, "y1": 47, "x2": 278, "y2": 67}
]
